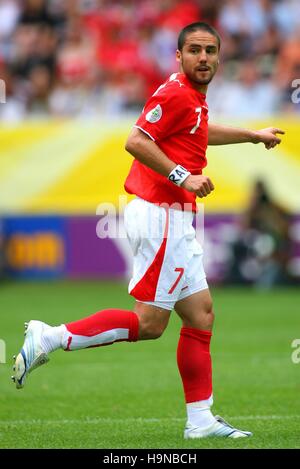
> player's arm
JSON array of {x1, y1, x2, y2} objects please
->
[
  {"x1": 208, "y1": 122, "x2": 285, "y2": 149},
  {"x1": 125, "y1": 127, "x2": 175, "y2": 177},
  {"x1": 125, "y1": 127, "x2": 214, "y2": 198}
]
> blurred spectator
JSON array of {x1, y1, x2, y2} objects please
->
[
  {"x1": 208, "y1": 58, "x2": 280, "y2": 118},
  {"x1": 274, "y1": 28, "x2": 300, "y2": 113},
  {"x1": 19, "y1": 0, "x2": 54, "y2": 26},
  {"x1": 27, "y1": 64, "x2": 53, "y2": 116},
  {"x1": 0, "y1": 0, "x2": 300, "y2": 120},
  {"x1": 272, "y1": 0, "x2": 300, "y2": 38},
  {"x1": 0, "y1": 0, "x2": 20, "y2": 60},
  {"x1": 0, "y1": 61, "x2": 26, "y2": 122},
  {"x1": 11, "y1": 24, "x2": 57, "y2": 79},
  {"x1": 225, "y1": 180, "x2": 293, "y2": 288}
]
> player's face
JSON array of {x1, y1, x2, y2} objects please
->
[{"x1": 176, "y1": 31, "x2": 219, "y2": 91}]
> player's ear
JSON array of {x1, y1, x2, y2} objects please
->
[{"x1": 176, "y1": 49, "x2": 181, "y2": 63}]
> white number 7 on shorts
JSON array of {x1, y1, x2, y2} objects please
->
[{"x1": 168, "y1": 267, "x2": 185, "y2": 294}]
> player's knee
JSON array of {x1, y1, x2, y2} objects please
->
[
  {"x1": 191, "y1": 308, "x2": 214, "y2": 330},
  {"x1": 138, "y1": 320, "x2": 166, "y2": 340},
  {"x1": 148, "y1": 325, "x2": 165, "y2": 339},
  {"x1": 206, "y1": 308, "x2": 215, "y2": 328},
  {"x1": 202, "y1": 296, "x2": 213, "y2": 313},
  {"x1": 182, "y1": 299, "x2": 214, "y2": 330},
  {"x1": 202, "y1": 298, "x2": 214, "y2": 326}
]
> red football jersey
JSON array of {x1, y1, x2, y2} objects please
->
[{"x1": 124, "y1": 72, "x2": 209, "y2": 211}]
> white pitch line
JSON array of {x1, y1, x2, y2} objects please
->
[{"x1": 0, "y1": 415, "x2": 299, "y2": 425}]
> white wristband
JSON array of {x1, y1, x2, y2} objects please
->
[{"x1": 168, "y1": 165, "x2": 191, "y2": 186}]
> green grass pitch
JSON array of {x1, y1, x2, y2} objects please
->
[{"x1": 0, "y1": 280, "x2": 299, "y2": 449}]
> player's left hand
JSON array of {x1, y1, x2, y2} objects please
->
[{"x1": 252, "y1": 127, "x2": 285, "y2": 150}]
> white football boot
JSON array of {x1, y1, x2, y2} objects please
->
[
  {"x1": 184, "y1": 415, "x2": 252, "y2": 439},
  {"x1": 12, "y1": 320, "x2": 50, "y2": 389}
]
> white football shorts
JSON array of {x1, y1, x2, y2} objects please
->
[{"x1": 124, "y1": 197, "x2": 208, "y2": 311}]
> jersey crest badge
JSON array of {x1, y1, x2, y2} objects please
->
[{"x1": 146, "y1": 104, "x2": 162, "y2": 123}]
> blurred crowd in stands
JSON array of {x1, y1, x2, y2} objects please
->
[{"x1": 0, "y1": 0, "x2": 300, "y2": 121}]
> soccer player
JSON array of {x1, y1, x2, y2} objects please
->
[{"x1": 12, "y1": 22, "x2": 284, "y2": 439}]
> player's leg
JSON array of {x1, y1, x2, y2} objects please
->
[
  {"x1": 134, "y1": 301, "x2": 171, "y2": 340},
  {"x1": 12, "y1": 308, "x2": 138, "y2": 389},
  {"x1": 175, "y1": 289, "x2": 252, "y2": 438},
  {"x1": 176, "y1": 289, "x2": 214, "y2": 396},
  {"x1": 175, "y1": 289, "x2": 215, "y2": 430},
  {"x1": 12, "y1": 301, "x2": 170, "y2": 389},
  {"x1": 59, "y1": 301, "x2": 170, "y2": 349},
  {"x1": 12, "y1": 198, "x2": 171, "y2": 389}
]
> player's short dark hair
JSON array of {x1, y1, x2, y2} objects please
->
[{"x1": 178, "y1": 22, "x2": 221, "y2": 51}]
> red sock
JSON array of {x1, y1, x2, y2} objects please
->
[
  {"x1": 177, "y1": 327, "x2": 212, "y2": 403},
  {"x1": 63, "y1": 309, "x2": 139, "y2": 351}
]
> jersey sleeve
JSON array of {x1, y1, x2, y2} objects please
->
[{"x1": 135, "y1": 85, "x2": 188, "y2": 142}]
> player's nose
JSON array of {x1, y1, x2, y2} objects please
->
[{"x1": 198, "y1": 52, "x2": 207, "y2": 62}]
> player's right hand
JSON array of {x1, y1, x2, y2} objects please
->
[{"x1": 182, "y1": 175, "x2": 215, "y2": 198}]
